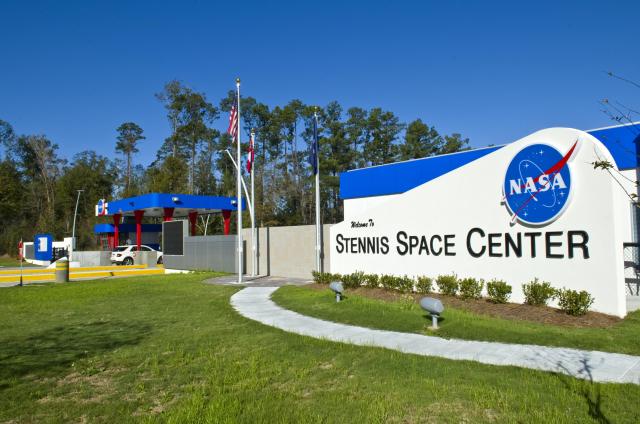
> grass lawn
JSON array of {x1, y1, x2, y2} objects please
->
[
  {"x1": 0, "y1": 275, "x2": 639, "y2": 423},
  {"x1": 0, "y1": 257, "x2": 37, "y2": 267},
  {"x1": 272, "y1": 286, "x2": 640, "y2": 356}
]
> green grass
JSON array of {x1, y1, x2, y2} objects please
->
[
  {"x1": 0, "y1": 275, "x2": 639, "y2": 422},
  {"x1": 0, "y1": 256, "x2": 37, "y2": 267},
  {"x1": 272, "y1": 286, "x2": 640, "y2": 356}
]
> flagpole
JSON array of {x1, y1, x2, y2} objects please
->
[
  {"x1": 250, "y1": 129, "x2": 256, "y2": 277},
  {"x1": 19, "y1": 239, "x2": 23, "y2": 287},
  {"x1": 236, "y1": 78, "x2": 243, "y2": 284},
  {"x1": 314, "y1": 109, "x2": 322, "y2": 272}
]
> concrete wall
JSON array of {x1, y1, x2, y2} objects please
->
[
  {"x1": 242, "y1": 224, "x2": 332, "y2": 279},
  {"x1": 164, "y1": 235, "x2": 244, "y2": 274},
  {"x1": 73, "y1": 251, "x2": 111, "y2": 266},
  {"x1": 133, "y1": 251, "x2": 159, "y2": 267}
]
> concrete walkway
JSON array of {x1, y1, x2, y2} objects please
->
[
  {"x1": 203, "y1": 274, "x2": 312, "y2": 287},
  {"x1": 231, "y1": 287, "x2": 640, "y2": 385}
]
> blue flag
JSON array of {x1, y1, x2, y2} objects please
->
[{"x1": 310, "y1": 114, "x2": 319, "y2": 175}]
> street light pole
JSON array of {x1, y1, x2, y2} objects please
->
[{"x1": 71, "y1": 189, "x2": 84, "y2": 261}]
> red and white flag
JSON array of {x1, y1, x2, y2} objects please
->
[
  {"x1": 227, "y1": 101, "x2": 238, "y2": 141},
  {"x1": 246, "y1": 132, "x2": 255, "y2": 173}
]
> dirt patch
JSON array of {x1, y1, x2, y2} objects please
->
[
  {"x1": 306, "y1": 284, "x2": 621, "y2": 328},
  {"x1": 39, "y1": 366, "x2": 127, "y2": 405}
]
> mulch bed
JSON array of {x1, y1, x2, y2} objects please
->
[{"x1": 305, "y1": 284, "x2": 621, "y2": 328}]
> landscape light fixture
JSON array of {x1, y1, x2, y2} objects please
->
[
  {"x1": 420, "y1": 297, "x2": 444, "y2": 330},
  {"x1": 329, "y1": 281, "x2": 344, "y2": 302}
]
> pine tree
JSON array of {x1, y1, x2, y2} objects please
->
[{"x1": 115, "y1": 122, "x2": 145, "y2": 196}]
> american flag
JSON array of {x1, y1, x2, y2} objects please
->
[
  {"x1": 309, "y1": 113, "x2": 319, "y2": 174},
  {"x1": 227, "y1": 100, "x2": 238, "y2": 141},
  {"x1": 246, "y1": 131, "x2": 255, "y2": 173}
]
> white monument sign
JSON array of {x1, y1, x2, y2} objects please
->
[{"x1": 330, "y1": 128, "x2": 629, "y2": 317}]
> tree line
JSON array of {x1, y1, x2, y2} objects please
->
[{"x1": 0, "y1": 80, "x2": 469, "y2": 254}]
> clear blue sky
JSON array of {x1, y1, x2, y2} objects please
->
[{"x1": 1, "y1": 0, "x2": 638, "y2": 166}]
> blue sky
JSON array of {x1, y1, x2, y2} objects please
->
[{"x1": 1, "y1": 0, "x2": 638, "y2": 166}]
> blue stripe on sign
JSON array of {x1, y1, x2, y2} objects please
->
[
  {"x1": 588, "y1": 124, "x2": 640, "y2": 171},
  {"x1": 339, "y1": 145, "x2": 504, "y2": 199},
  {"x1": 339, "y1": 124, "x2": 640, "y2": 200}
]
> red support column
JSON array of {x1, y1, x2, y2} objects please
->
[
  {"x1": 134, "y1": 210, "x2": 144, "y2": 250},
  {"x1": 163, "y1": 207, "x2": 174, "y2": 222},
  {"x1": 188, "y1": 211, "x2": 198, "y2": 236},
  {"x1": 222, "y1": 210, "x2": 231, "y2": 236},
  {"x1": 113, "y1": 213, "x2": 122, "y2": 249}
]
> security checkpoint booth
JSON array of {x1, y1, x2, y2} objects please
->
[{"x1": 95, "y1": 193, "x2": 244, "y2": 270}]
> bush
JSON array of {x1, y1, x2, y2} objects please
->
[
  {"x1": 436, "y1": 274, "x2": 458, "y2": 296},
  {"x1": 379, "y1": 274, "x2": 396, "y2": 291},
  {"x1": 312, "y1": 271, "x2": 332, "y2": 285},
  {"x1": 397, "y1": 276, "x2": 414, "y2": 293},
  {"x1": 486, "y1": 280, "x2": 512, "y2": 304},
  {"x1": 376, "y1": 274, "x2": 413, "y2": 292},
  {"x1": 341, "y1": 271, "x2": 365, "y2": 289},
  {"x1": 459, "y1": 277, "x2": 483, "y2": 300},
  {"x1": 363, "y1": 274, "x2": 379, "y2": 288},
  {"x1": 522, "y1": 278, "x2": 556, "y2": 306},
  {"x1": 557, "y1": 288, "x2": 594, "y2": 316},
  {"x1": 312, "y1": 272, "x2": 343, "y2": 285},
  {"x1": 415, "y1": 276, "x2": 433, "y2": 294}
]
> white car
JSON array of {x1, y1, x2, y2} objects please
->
[{"x1": 111, "y1": 245, "x2": 163, "y2": 265}]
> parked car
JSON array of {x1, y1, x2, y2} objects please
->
[{"x1": 111, "y1": 245, "x2": 163, "y2": 265}]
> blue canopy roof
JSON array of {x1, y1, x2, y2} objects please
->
[
  {"x1": 102, "y1": 193, "x2": 244, "y2": 217},
  {"x1": 340, "y1": 123, "x2": 640, "y2": 200}
]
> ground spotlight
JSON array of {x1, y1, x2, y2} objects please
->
[
  {"x1": 420, "y1": 297, "x2": 444, "y2": 330},
  {"x1": 329, "y1": 281, "x2": 344, "y2": 302}
]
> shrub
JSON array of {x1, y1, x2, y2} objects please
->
[
  {"x1": 436, "y1": 274, "x2": 459, "y2": 296},
  {"x1": 522, "y1": 278, "x2": 556, "y2": 306},
  {"x1": 486, "y1": 280, "x2": 512, "y2": 304},
  {"x1": 397, "y1": 276, "x2": 414, "y2": 293},
  {"x1": 459, "y1": 277, "x2": 483, "y2": 300},
  {"x1": 377, "y1": 274, "x2": 412, "y2": 292},
  {"x1": 312, "y1": 271, "x2": 332, "y2": 285},
  {"x1": 340, "y1": 273, "x2": 353, "y2": 288},
  {"x1": 341, "y1": 271, "x2": 365, "y2": 289},
  {"x1": 363, "y1": 274, "x2": 379, "y2": 288},
  {"x1": 379, "y1": 274, "x2": 396, "y2": 291},
  {"x1": 415, "y1": 276, "x2": 433, "y2": 294},
  {"x1": 557, "y1": 288, "x2": 594, "y2": 316}
]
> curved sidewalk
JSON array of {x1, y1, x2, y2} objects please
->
[{"x1": 230, "y1": 287, "x2": 640, "y2": 385}]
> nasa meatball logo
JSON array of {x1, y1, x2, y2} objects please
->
[{"x1": 503, "y1": 141, "x2": 578, "y2": 226}]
